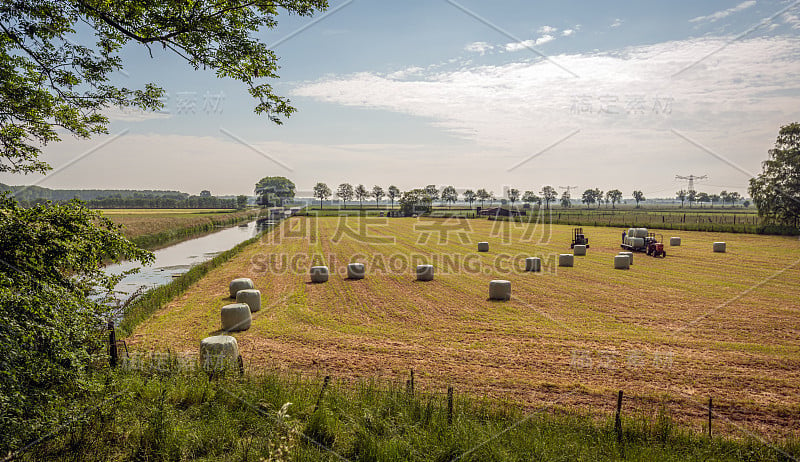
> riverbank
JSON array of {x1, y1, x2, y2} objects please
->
[{"x1": 103, "y1": 208, "x2": 262, "y2": 250}]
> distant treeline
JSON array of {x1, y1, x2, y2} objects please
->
[
  {"x1": 1, "y1": 184, "x2": 244, "y2": 209},
  {"x1": 85, "y1": 195, "x2": 237, "y2": 209},
  {"x1": 0, "y1": 183, "x2": 187, "y2": 202}
]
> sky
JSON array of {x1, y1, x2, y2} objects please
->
[{"x1": 3, "y1": 0, "x2": 800, "y2": 199}]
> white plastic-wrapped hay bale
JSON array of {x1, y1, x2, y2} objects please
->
[
  {"x1": 229, "y1": 278, "x2": 254, "y2": 298},
  {"x1": 310, "y1": 266, "x2": 329, "y2": 283},
  {"x1": 477, "y1": 242, "x2": 489, "y2": 252},
  {"x1": 573, "y1": 245, "x2": 587, "y2": 256},
  {"x1": 713, "y1": 242, "x2": 726, "y2": 253},
  {"x1": 614, "y1": 255, "x2": 630, "y2": 269},
  {"x1": 347, "y1": 263, "x2": 366, "y2": 279},
  {"x1": 489, "y1": 280, "x2": 511, "y2": 300},
  {"x1": 559, "y1": 254, "x2": 574, "y2": 267},
  {"x1": 200, "y1": 335, "x2": 238, "y2": 372},
  {"x1": 236, "y1": 289, "x2": 261, "y2": 313},
  {"x1": 628, "y1": 237, "x2": 644, "y2": 248},
  {"x1": 221, "y1": 303, "x2": 252, "y2": 332},
  {"x1": 620, "y1": 251, "x2": 634, "y2": 265},
  {"x1": 670, "y1": 237, "x2": 681, "y2": 246},
  {"x1": 416, "y1": 264, "x2": 434, "y2": 281},
  {"x1": 634, "y1": 228, "x2": 648, "y2": 238},
  {"x1": 525, "y1": 257, "x2": 541, "y2": 272}
]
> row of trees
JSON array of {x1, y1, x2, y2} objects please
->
[
  {"x1": 83, "y1": 194, "x2": 248, "y2": 209},
  {"x1": 311, "y1": 183, "x2": 651, "y2": 210},
  {"x1": 675, "y1": 190, "x2": 746, "y2": 208}
]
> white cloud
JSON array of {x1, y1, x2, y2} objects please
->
[
  {"x1": 464, "y1": 41, "x2": 494, "y2": 55},
  {"x1": 504, "y1": 34, "x2": 555, "y2": 52},
  {"x1": 689, "y1": 1, "x2": 756, "y2": 23},
  {"x1": 293, "y1": 36, "x2": 800, "y2": 189},
  {"x1": 611, "y1": 18, "x2": 623, "y2": 28},
  {"x1": 386, "y1": 66, "x2": 424, "y2": 80},
  {"x1": 562, "y1": 29, "x2": 575, "y2": 37},
  {"x1": 538, "y1": 25, "x2": 558, "y2": 34},
  {"x1": 782, "y1": 12, "x2": 800, "y2": 29}
]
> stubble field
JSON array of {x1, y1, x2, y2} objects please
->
[{"x1": 128, "y1": 217, "x2": 800, "y2": 439}]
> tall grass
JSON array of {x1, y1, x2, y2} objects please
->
[{"x1": 19, "y1": 363, "x2": 799, "y2": 461}]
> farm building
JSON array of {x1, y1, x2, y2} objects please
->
[{"x1": 477, "y1": 206, "x2": 526, "y2": 217}]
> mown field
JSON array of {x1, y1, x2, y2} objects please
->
[
  {"x1": 102, "y1": 208, "x2": 259, "y2": 248},
  {"x1": 128, "y1": 217, "x2": 800, "y2": 440}
]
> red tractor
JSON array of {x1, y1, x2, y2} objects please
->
[
  {"x1": 646, "y1": 236, "x2": 666, "y2": 258},
  {"x1": 622, "y1": 228, "x2": 666, "y2": 257}
]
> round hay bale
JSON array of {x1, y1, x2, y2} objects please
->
[
  {"x1": 221, "y1": 303, "x2": 251, "y2": 332},
  {"x1": 628, "y1": 237, "x2": 644, "y2": 248},
  {"x1": 229, "y1": 278, "x2": 254, "y2": 298},
  {"x1": 525, "y1": 257, "x2": 541, "y2": 272},
  {"x1": 558, "y1": 254, "x2": 574, "y2": 267},
  {"x1": 670, "y1": 237, "x2": 681, "y2": 246},
  {"x1": 634, "y1": 228, "x2": 648, "y2": 238},
  {"x1": 620, "y1": 251, "x2": 634, "y2": 265},
  {"x1": 713, "y1": 242, "x2": 726, "y2": 253},
  {"x1": 614, "y1": 255, "x2": 630, "y2": 269},
  {"x1": 347, "y1": 263, "x2": 365, "y2": 280},
  {"x1": 416, "y1": 264, "x2": 434, "y2": 281},
  {"x1": 236, "y1": 289, "x2": 261, "y2": 313},
  {"x1": 477, "y1": 241, "x2": 489, "y2": 252},
  {"x1": 573, "y1": 245, "x2": 587, "y2": 256},
  {"x1": 310, "y1": 266, "x2": 329, "y2": 283},
  {"x1": 489, "y1": 280, "x2": 511, "y2": 300},
  {"x1": 200, "y1": 335, "x2": 239, "y2": 372}
]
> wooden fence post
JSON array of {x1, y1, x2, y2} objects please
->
[
  {"x1": 314, "y1": 375, "x2": 331, "y2": 413},
  {"x1": 614, "y1": 390, "x2": 623, "y2": 443},
  {"x1": 447, "y1": 386, "x2": 454, "y2": 425},
  {"x1": 708, "y1": 397, "x2": 712, "y2": 439},
  {"x1": 108, "y1": 321, "x2": 117, "y2": 368}
]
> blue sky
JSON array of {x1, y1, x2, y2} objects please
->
[{"x1": 3, "y1": 0, "x2": 799, "y2": 199}]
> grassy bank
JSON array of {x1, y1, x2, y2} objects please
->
[
  {"x1": 17, "y1": 363, "x2": 799, "y2": 461},
  {"x1": 103, "y1": 208, "x2": 262, "y2": 250}
]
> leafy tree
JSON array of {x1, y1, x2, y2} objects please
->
[
  {"x1": 709, "y1": 193, "x2": 721, "y2": 208},
  {"x1": 487, "y1": 191, "x2": 496, "y2": 207},
  {"x1": 354, "y1": 184, "x2": 368, "y2": 209},
  {"x1": 371, "y1": 185, "x2": 384, "y2": 208},
  {"x1": 313, "y1": 182, "x2": 331, "y2": 208},
  {"x1": 200, "y1": 190, "x2": 212, "y2": 197},
  {"x1": 507, "y1": 188, "x2": 520, "y2": 207},
  {"x1": 606, "y1": 189, "x2": 622, "y2": 208},
  {"x1": 336, "y1": 183, "x2": 353, "y2": 208},
  {"x1": 236, "y1": 194, "x2": 248, "y2": 209},
  {"x1": 0, "y1": 196, "x2": 152, "y2": 450},
  {"x1": 560, "y1": 191, "x2": 571, "y2": 208},
  {"x1": 676, "y1": 189, "x2": 687, "y2": 208},
  {"x1": 463, "y1": 189, "x2": 476, "y2": 209},
  {"x1": 581, "y1": 189, "x2": 596, "y2": 208},
  {"x1": 687, "y1": 189, "x2": 697, "y2": 208},
  {"x1": 476, "y1": 188, "x2": 490, "y2": 208},
  {"x1": 440, "y1": 185, "x2": 458, "y2": 209},
  {"x1": 255, "y1": 176, "x2": 295, "y2": 207},
  {"x1": 593, "y1": 188, "x2": 603, "y2": 208},
  {"x1": 387, "y1": 185, "x2": 400, "y2": 210},
  {"x1": 743, "y1": 199, "x2": 751, "y2": 208},
  {"x1": 424, "y1": 185, "x2": 439, "y2": 206},
  {"x1": 696, "y1": 192, "x2": 710, "y2": 207},
  {"x1": 729, "y1": 191, "x2": 742, "y2": 207},
  {"x1": 540, "y1": 186, "x2": 557, "y2": 209},
  {"x1": 0, "y1": 0, "x2": 328, "y2": 175},
  {"x1": 522, "y1": 190, "x2": 540, "y2": 207},
  {"x1": 632, "y1": 190, "x2": 645, "y2": 208},
  {"x1": 720, "y1": 190, "x2": 730, "y2": 207},
  {"x1": 398, "y1": 189, "x2": 431, "y2": 216}
]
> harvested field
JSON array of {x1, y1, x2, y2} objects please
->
[
  {"x1": 128, "y1": 217, "x2": 800, "y2": 439},
  {"x1": 102, "y1": 209, "x2": 257, "y2": 241}
]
